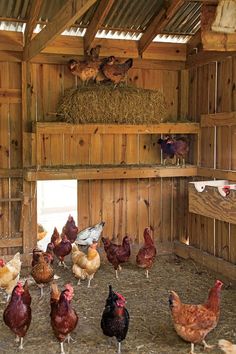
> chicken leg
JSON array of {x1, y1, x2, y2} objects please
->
[
  {"x1": 19, "y1": 337, "x2": 24, "y2": 350},
  {"x1": 60, "y1": 342, "x2": 65, "y2": 354},
  {"x1": 202, "y1": 340, "x2": 215, "y2": 350},
  {"x1": 190, "y1": 343, "x2": 195, "y2": 354},
  {"x1": 117, "y1": 341, "x2": 121, "y2": 354},
  {"x1": 145, "y1": 269, "x2": 149, "y2": 278}
]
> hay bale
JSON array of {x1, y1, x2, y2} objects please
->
[{"x1": 57, "y1": 84, "x2": 168, "y2": 124}]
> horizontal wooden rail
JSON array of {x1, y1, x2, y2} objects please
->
[
  {"x1": 0, "y1": 237, "x2": 22, "y2": 248},
  {"x1": 174, "y1": 241, "x2": 236, "y2": 281},
  {"x1": 35, "y1": 122, "x2": 200, "y2": 135},
  {"x1": 198, "y1": 167, "x2": 236, "y2": 181},
  {"x1": 201, "y1": 112, "x2": 236, "y2": 127},
  {"x1": 25, "y1": 165, "x2": 198, "y2": 181},
  {"x1": 0, "y1": 198, "x2": 22, "y2": 202},
  {"x1": 0, "y1": 169, "x2": 23, "y2": 178}
]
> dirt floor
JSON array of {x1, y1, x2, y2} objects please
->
[{"x1": 0, "y1": 252, "x2": 235, "y2": 354}]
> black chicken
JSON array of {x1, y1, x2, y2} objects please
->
[
  {"x1": 158, "y1": 136, "x2": 189, "y2": 167},
  {"x1": 101, "y1": 285, "x2": 129, "y2": 354}
]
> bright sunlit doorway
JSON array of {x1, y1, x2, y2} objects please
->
[{"x1": 37, "y1": 180, "x2": 77, "y2": 250}]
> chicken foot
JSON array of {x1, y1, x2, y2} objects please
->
[
  {"x1": 19, "y1": 337, "x2": 24, "y2": 350},
  {"x1": 60, "y1": 341, "x2": 65, "y2": 354},
  {"x1": 87, "y1": 274, "x2": 94, "y2": 288},
  {"x1": 58, "y1": 261, "x2": 68, "y2": 269},
  {"x1": 66, "y1": 334, "x2": 76, "y2": 344},
  {"x1": 190, "y1": 343, "x2": 195, "y2": 354},
  {"x1": 15, "y1": 335, "x2": 20, "y2": 343},
  {"x1": 145, "y1": 269, "x2": 149, "y2": 278},
  {"x1": 202, "y1": 340, "x2": 215, "y2": 351},
  {"x1": 38, "y1": 284, "x2": 44, "y2": 298}
]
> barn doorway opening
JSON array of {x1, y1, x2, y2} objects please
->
[{"x1": 37, "y1": 180, "x2": 77, "y2": 250}]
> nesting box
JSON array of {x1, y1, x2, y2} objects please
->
[{"x1": 189, "y1": 180, "x2": 236, "y2": 224}]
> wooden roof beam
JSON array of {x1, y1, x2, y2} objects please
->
[
  {"x1": 84, "y1": 0, "x2": 115, "y2": 53},
  {"x1": 23, "y1": 0, "x2": 43, "y2": 48},
  {"x1": 23, "y1": 0, "x2": 98, "y2": 61},
  {"x1": 138, "y1": 0, "x2": 185, "y2": 56}
]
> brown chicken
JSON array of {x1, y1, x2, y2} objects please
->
[
  {"x1": 63, "y1": 215, "x2": 78, "y2": 244},
  {"x1": 51, "y1": 227, "x2": 61, "y2": 246},
  {"x1": 3, "y1": 280, "x2": 31, "y2": 349},
  {"x1": 136, "y1": 227, "x2": 156, "y2": 278},
  {"x1": 101, "y1": 56, "x2": 133, "y2": 86},
  {"x1": 31, "y1": 246, "x2": 54, "y2": 267},
  {"x1": 169, "y1": 280, "x2": 223, "y2": 354},
  {"x1": 53, "y1": 233, "x2": 72, "y2": 268},
  {"x1": 219, "y1": 339, "x2": 236, "y2": 354},
  {"x1": 72, "y1": 241, "x2": 100, "y2": 287},
  {"x1": 102, "y1": 236, "x2": 131, "y2": 279},
  {"x1": 68, "y1": 45, "x2": 102, "y2": 84},
  {"x1": 50, "y1": 283, "x2": 78, "y2": 354},
  {"x1": 31, "y1": 253, "x2": 54, "y2": 298}
]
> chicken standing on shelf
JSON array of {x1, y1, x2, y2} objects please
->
[
  {"x1": 169, "y1": 280, "x2": 223, "y2": 354},
  {"x1": 72, "y1": 241, "x2": 100, "y2": 287},
  {"x1": 102, "y1": 236, "x2": 131, "y2": 279},
  {"x1": 68, "y1": 45, "x2": 102, "y2": 84},
  {"x1": 50, "y1": 283, "x2": 78, "y2": 354},
  {"x1": 75, "y1": 221, "x2": 105, "y2": 246},
  {"x1": 101, "y1": 285, "x2": 129, "y2": 354},
  {"x1": 101, "y1": 56, "x2": 133, "y2": 86},
  {"x1": 158, "y1": 136, "x2": 189, "y2": 167},
  {"x1": 219, "y1": 339, "x2": 236, "y2": 354},
  {"x1": 136, "y1": 227, "x2": 157, "y2": 278},
  {"x1": 3, "y1": 280, "x2": 31, "y2": 350},
  {"x1": 0, "y1": 252, "x2": 21, "y2": 301},
  {"x1": 31, "y1": 253, "x2": 54, "y2": 298},
  {"x1": 53, "y1": 233, "x2": 72, "y2": 268},
  {"x1": 63, "y1": 215, "x2": 78, "y2": 244}
]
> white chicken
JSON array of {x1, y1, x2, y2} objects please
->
[
  {"x1": 75, "y1": 221, "x2": 105, "y2": 246},
  {"x1": 0, "y1": 252, "x2": 22, "y2": 301},
  {"x1": 72, "y1": 242, "x2": 100, "y2": 287},
  {"x1": 219, "y1": 339, "x2": 236, "y2": 354}
]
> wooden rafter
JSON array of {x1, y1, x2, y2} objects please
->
[
  {"x1": 23, "y1": 0, "x2": 43, "y2": 48},
  {"x1": 23, "y1": 0, "x2": 98, "y2": 61},
  {"x1": 84, "y1": 0, "x2": 115, "y2": 53},
  {"x1": 138, "y1": 0, "x2": 185, "y2": 56}
]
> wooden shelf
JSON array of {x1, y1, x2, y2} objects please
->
[
  {"x1": 35, "y1": 122, "x2": 200, "y2": 135},
  {"x1": 25, "y1": 164, "x2": 198, "y2": 181}
]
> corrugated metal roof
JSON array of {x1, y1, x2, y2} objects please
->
[{"x1": 0, "y1": 0, "x2": 202, "y2": 43}]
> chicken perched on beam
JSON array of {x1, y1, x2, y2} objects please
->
[
  {"x1": 169, "y1": 280, "x2": 223, "y2": 354},
  {"x1": 72, "y1": 241, "x2": 100, "y2": 287},
  {"x1": 0, "y1": 252, "x2": 21, "y2": 301},
  {"x1": 158, "y1": 136, "x2": 189, "y2": 167}
]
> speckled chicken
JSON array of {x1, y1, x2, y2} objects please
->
[
  {"x1": 68, "y1": 45, "x2": 102, "y2": 84},
  {"x1": 31, "y1": 253, "x2": 54, "y2": 298},
  {"x1": 101, "y1": 56, "x2": 133, "y2": 86}
]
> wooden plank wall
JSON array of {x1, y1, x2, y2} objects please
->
[
  {"x1": 29, "y1": 62, "x2": 188, "y2": 245},
  {"x1": 183, "y1": 54, "x2": 236, "y2": 265},
  {"x1": 0, "y1": 62, "x2": 23, "y2": 255}
]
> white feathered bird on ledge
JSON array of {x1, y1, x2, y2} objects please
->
[{"x1": 75, "y1": 221, "x2": 105, "y2": 246}]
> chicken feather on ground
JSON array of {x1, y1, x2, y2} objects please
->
[
  {"x1": 75, "y1": 221, "x2": 105, "y2": 246},
  {"x1": 50, "y1": 283, "x2": 78, "y2": 354},
  {"x1": 169, "y1": 280, "x2": 223, "y2": 354},
  {"x1": 136, "y1": 227, "x2": 156, "y2": 279},
  {"x1": 72, "y1": 241, "x2": 100, "y2": 287},
  {"x1": 219, "y1": 339, "x2": 236, "y2": 354},
  {"x1": 0, "y1": 252, "x2": 21, "y2": 301},
  {"x1": 3, "y1": 280, "x2": 31, "y2": 350}
]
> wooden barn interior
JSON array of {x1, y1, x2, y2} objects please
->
[{"x1": 0, "y1": 0, "x2": 236, "y2": 282}]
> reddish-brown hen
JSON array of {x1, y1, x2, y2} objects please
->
[
  {"x1": 102, "y1": 236, "x2": 131, "y2": 279},
  {"x1": 3, "y1": 280, "x2": 31, "y2": 350},
  {"x1": 63, "y1": 215, "x2": 78, "y2": 244},
  {"x1": 136, "y1": 227, "x2": 156, "y2": 278},
  {"x1": 50, "y1": 283, "x2": 78, "y2": 354},
  {"x1": 53, "y1": 233, "x2": 72, "y2": 268},
  {"x1": 101, "y1": 56, "x2": 133, "y2": 86},
  {"x1": 31, "y1": 247, "x2": 54, "y2": 267},
  {"x1": 169, "y1": 280, "x2": 223, "y2": 354},
  {"x1": 51, "y1": 227, "x2": 61, "y2": 246}
]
